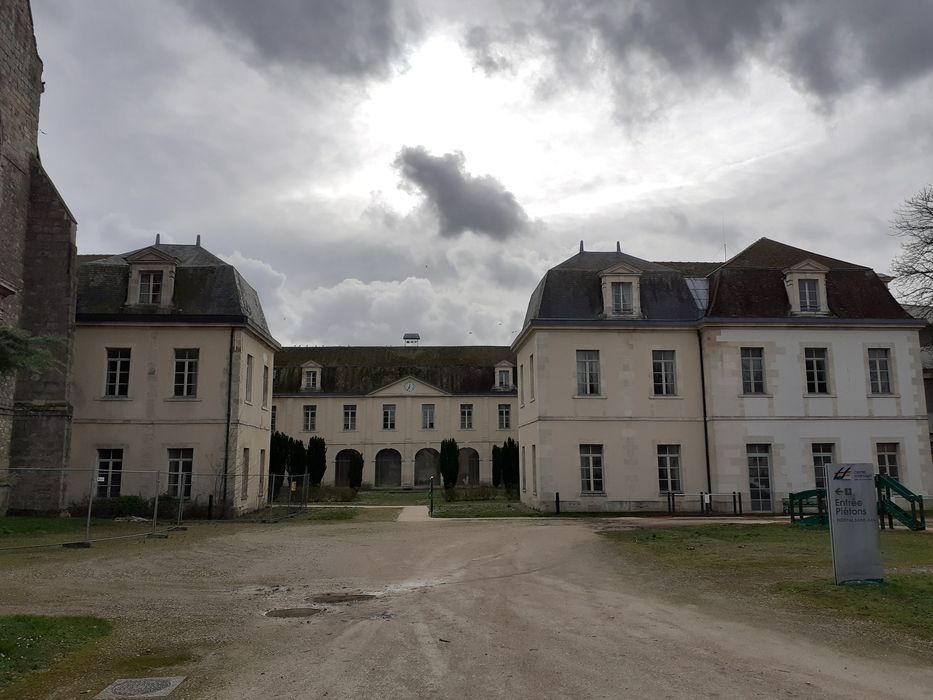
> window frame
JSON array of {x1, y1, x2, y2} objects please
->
[
  {"x1": 611, "y1": 281, "x2": 634, "y2": 315},
  {"x1": 804, "y1": 347, "x2": 830, "y2": 395},
  {"x1": 740, "y1": 347, "x2": 766, "y2": 395},
  {"x1": 343, "y1": 404, "x2": 357, "y2": 431},
  {"x1": 138, "y1": 270, "x2": 163, "y2": 304},
  {"x1": 746, "y1": 443, "x2": 773, "y2": 512},
  {"x1": 421, "y1": 403, "x2": 435, "y2": 430},
  {"x1": 303, "y1": 404, "x2": 317, "y2": 432},
  {"x1": 460, "y1": 403, "x2": 474, "y2": 430},
  {"x1": 173, "y1": 348, "x2": 199, "y2": 398},
  {"x1": 96, "y1": 448, "x2": 123, "y2": 498},
  {"x1": 798, "y1": 278, "x2": 820, "y2": 312},
  {"x1": 876, "y1": 442, "x2": 899, "y2": 480},
  {"x1": 383, "y1": 403, "x2": 396, "y2": 431},
  {"x1": 576, "y1": 350, "x2": 601, "y2": 396},
  {"x1": 497, "y1": 368, "x2": 511, "y2": 388},
  {"x1": 811, "y1": 443, "x2": 834, "y2": 490},
  {"x1": 303, "y1": 369, "x2": 319, "y2": 391},
  {"x1": 271, "y1": 405, "x2": 277, "y2": 432},
  {"x1": 580, "y1": 444, "x2": 605, "y2": 494},
  {"x1": 104, "y1": 348, "x2": 131, "y2": 398},
  {"x1": 498, "y1": 403, "x2": 511, "y2": 430},
  {"x1": 868, "y1": 348, "x2": 892, "y2": 395},
  {"x1": 651, "y1": 350, "x2": 677, "y2": 396},
  {"x1": 245, "y1": 354, "x2": 254, "y2": 403},
  {"x1": 657, "y1": 444, "x2": 682, "y2": 494},
  {"x1": 241, "y1": 447, "x2": 250, "y2": 501},
  {"x1": 262, "y1": 365, "x2": 270, "y2": 407},
  {"x1": 167, "y1": 447, "x2": 194, "y2": 500}
]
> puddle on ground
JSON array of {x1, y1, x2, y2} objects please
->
[
  {"x1": 306, "y1": 593, "x2": 377, "y2": 604},
  {"x1": 265, "y1": 607, "x2": 324, "y2": 618}
]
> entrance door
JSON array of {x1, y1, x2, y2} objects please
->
[{"x1": 747, "y1": 444, "x2": 772, "y2": 512}]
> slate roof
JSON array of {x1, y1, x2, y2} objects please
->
[
  {"x1": 523, "y1": 238, "x2": 913, "y2": 327},
  {"x1": 273, "y1": 346, "x2": 516, "y2": 396},
  {"x1": 76, "y1": 243, "x2": 278, "y2": 346}
]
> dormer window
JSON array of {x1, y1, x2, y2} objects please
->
[
  {"x1": 611, "y1": 282, "x2": 634, "y2": 314},
  {"x1": 303, "y1": 369, "x2": 319, "y2": 390},
  {"x1": 784, "y1": 260, "x2": 829, "y2": 316},
  {"x1": 497, "y1": 368, "x2": 511, "y2": 388},
  {"x1": 799, "y1": 279, "x2": 819, "y2": 312},
  {"x1": 139, "y1": 271, "x2": 163, "y2": 304}
]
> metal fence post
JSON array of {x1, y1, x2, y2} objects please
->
[
  {"x1": 429, "y1": 476, "x2": 434, "y2": 516},
  {"x1": 152, "y1": 470, "x2": 160, "y2": 533},
  {"x1": 84, "y1": 467, "x2": 96, "y2": 543}
]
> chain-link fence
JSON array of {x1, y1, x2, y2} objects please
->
[{"x1": 664, "y1": 491, "x2": 745, "y2": 515}]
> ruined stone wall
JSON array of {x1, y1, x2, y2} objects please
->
[{"x1": 0, "y1": 0, "x2": 44, "y2": 513}]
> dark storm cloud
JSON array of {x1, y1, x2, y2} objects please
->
[
  {"x1": 471, "y1": 0, "x2": 933, "y2": 120},
  {"x1": 464, "y1": 26, "x2": 513, "y2": 76},
  {"x1": 181, "y1": 0, "x2": 422, "y2": 78},
  {"x1": 394, "y1": 146, "x2": 530, "y2": 240}
]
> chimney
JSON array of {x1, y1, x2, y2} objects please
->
[
  {"x1": 196, "y1": 234, "x2": 201, "y2": 247},
  {"x1": 155, "y1": 233, "x2": 160, "y2": 244},
  {"x1": 579, "y1": 240, "x2": 584, "y2": 253}
]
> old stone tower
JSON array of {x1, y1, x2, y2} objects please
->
[{"x1": 0, "y1": 0, "x2": 77, "y2": 514}]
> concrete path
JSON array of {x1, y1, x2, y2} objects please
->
[{"x1": 396, "y1": 505, "x2": 431, "y2": 522}]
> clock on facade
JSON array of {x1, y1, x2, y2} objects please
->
[{"x1": 404, "y1": 382, "x2": 414, "y2": 393}]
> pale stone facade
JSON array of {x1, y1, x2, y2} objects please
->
[
  {"x1": 68, "y1": 242, "x2": 278, "y2": 515},
  {"x1": 514, "y1": 239, "x2": 933, "y2": 513},
  {"x1": 272, "y1": 347, "x2": 517, "y2": 487}
]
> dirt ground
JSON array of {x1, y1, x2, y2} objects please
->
[{"x1": 2, "y1": 516, "x2": 932, "y2": 699}]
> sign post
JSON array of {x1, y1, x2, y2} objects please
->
[{"x1": 825, "y1": 463, "x2": 883, "y2": 584}]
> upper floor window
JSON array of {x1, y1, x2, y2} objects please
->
[
  {"x1": 529, "y1": 354, "x2": 536, "y2": 400},
  {"x1": 138, "y1": 270, "x2": 163, "y2": 304},
  {"x1": 519, "y1": 364, "x2": 524, "y2": 405},
  {"x1": 105, "y1": 348, "x2": 131, "y2": 397},
  {"x1": 245, "y1": 354, "x2": 254, "y2": 403},
  {"x1": 422, "y1": 403, "x2": 435, "y2": 430},
  {"x1": 383, "y1": 404, "x2": 396, "y2": 430},
  {"x1": 580, "y1": 444, "x2": 604, "y2": 494},
  {"x1": 804, "y1": 348, "x2": 829, "y2": 394},
  {"x1": 497, "y1": 368, "x2": 511, "y2": 388},
  {"x1": 798, "y1": 279, "x2": 820, "y2": 312},
  {"x1": 498, "y1": 404, "x2": 511, "y2": 429},
  {"x1": 343, "y1": 404, "x2": 356, "y2": 431},
  {"x1": 740, "y1": 347, "x2": 766, "y2": 394},
  {"x1": 652, "y1": 350, "x2": 677, "y2": 396},
  {"x1": 262, "y1": 365, "x2": 270, "y2": 407},
  {"x1": 576, "y1": 350, "x2": 600, "y2": 396},
  {"x1": 868, "y1": 348, "x2": 892, "y2": 394},
  {"x1": 303, "y1": 404, "x2": 317, "y2": 432},
  {"x1": 174, "y1": 349, "x2": 199, "y2": 397},
  {"x1": 303, "y1": 369, "x2": 319, "y2": 391},
  {"x1": 460, "y1": 403, "x2": 474, "y2": 429},
  {"x1": 611, "y1": 281, "x2": 634, "y2": 314}
]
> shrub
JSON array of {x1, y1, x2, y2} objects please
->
[
  {"x1": 348, "y1": 452, "x2": 364, "y2": 490},
  {"x1": 68, "y1": 495, "x2": 149, "y2": 519},
  {"x1": 307, "y1": 436, "x2": 327, "y2": 486},
  {"x1": 442, "y1": 484, "x2": 504, "y2": 502},
  {"x1": 308, "y1": 486, "x2": 358, "y2": 503},
  {"x1": 439, "y1": 438, "x2": 459, "y2": 488}
]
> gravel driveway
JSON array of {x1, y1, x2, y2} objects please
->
[{"x1": 2, "y1": 517, "x2": 930, "y2": 699}]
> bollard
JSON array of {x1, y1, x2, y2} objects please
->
[{"x1": 555, "y1": 491, "x2": 560, "y2": 515}]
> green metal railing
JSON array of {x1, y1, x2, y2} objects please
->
[
  {"x1": 876, "y1": 474, "x2": 925, "y2": 531},
  {"x1": 788, "y1": 488, "x2": 827, "y2": 526}
]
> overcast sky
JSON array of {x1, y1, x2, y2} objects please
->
[{"x1": 31, "y1": 0, "x2": 933, "y2": 346}]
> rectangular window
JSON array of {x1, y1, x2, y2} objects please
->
[
  {"x1": 498, "y1": 404, "x2": 511, "y2": 429},
  {"x1": 241, "y1": 447, "x2": 250, "y2": 501},
  {"x1": 259, "y1": 449, "x2": 266, "y2": 501},
  {"x1": 303, "y1": 369, "x2": 318, "y2": 390},
  {"x1": 343, "y1": 404, "x2": 356, "y2": 431},
  {"x1": 519, "y1": 364, "x2": 524, "y2": 404},
  {"x1": 657, "y1": 445, "x2": 682, "y2": 493},
  {"x1": 529, "y1": 354, "x2": 536, "y2": 400},
  {"x1": 740, "y1": 347, "x2": 765, "y2": 394},
  {"x1": 422, "y1": 403, "x2": 435, "y2": 430},
  {"x1": 96, "y1": 448, "x2": 123, "y2": 498},
  {"x1": 877, "y1": 443, "x2": 899, "y2": 480},
  {"x1": 167, "y1": 447, "x2": 193, "y2": 499},
  {"x1": 868, "y1": 348, "x2": 892, "y2": 394},
  {"x1": 747, "y1": 444, "x2": 772, "y2": 512},
  {"x1": 497, "y1": 368, "x2": 511, "y2": 388},
  {"x1": 531, "y1": 444, "x2": 537, "y2": 496},
  {"x1": 303, "y1": 404, "x2": 316, "y2": 432},
  {"x1": 138, "y1": 270, "x2": 163, "y2": 304},
  {"x1": 271, "y1": 405, "x2": 277, "y2": 433},
  {"x1": 580, "y1": 444, "x2": 604, "y2": 494},
  {"x1": 576, "y1": 350, "x2": 600, "y2": 395},
  {"x1": 521, "y1": 445, "x2": 527, "y2": 492},
  {"x1": 383, "y1": 403, "x2": 396, "y2": 430},
  {"x1": 611, "y1": 281, "x2": 634, "y2": 314},
  {"x1": 245, "y1": 354, "x2": 254, "y2": 403},
  {"x1": 104, "y1": 348, "x2": 131, "y2": 397},
  {"x1": 804, "y1": 348, "x2": 829, "y2": 394},
  {"x1": 812, "y1": 443, "x2": 834, "y2": 489},
  {"x1": 799, "y1": 279, "x2": 819, "y2": 312},
  {"x1": 652, "y1": 350, "x2": 677, "y2": 396},
  {"x1": 460, "y1": 403, "x2": 473, "y2": 430},
  {"x1": 173, "y1": 349, "x2": 199, "y2": 397},
  {"x1": 262, "y1": 365, "x2": 270, "y2": 407}
]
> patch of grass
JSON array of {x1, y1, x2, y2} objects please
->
[
  {"x1": 0, "y1": 615, "x2": 111, "y2": 692},
  {"x1": 352, "y1": 490, "x2": 433, "y2": 506},
  {"x1": 432, "y1": 501, "x2": 541, "y2": 518},
  {"x1": 604, "y1": 524, "x2": 933, "y2": 643},
  {"x1": 778, "y1": 575, "x2": 933, "y2": 641},
  {"x1": 0, "y1": 516, "x2": 88, "y2": 536}
]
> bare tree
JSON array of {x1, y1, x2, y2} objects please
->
[{"x1": 892, "y1": 185, "x2": 933, "y2": 304}]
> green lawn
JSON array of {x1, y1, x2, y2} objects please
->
[
  {"x1": 352, "y1": 490, "x2": 434, "y2": 506},
  {"x1": 605, "y1": 524, "x2": 933, "y2": 642},
  {"x1": 431, "y1": 501, "x2": 541, "y2": 518},
  {"x1": 0, "y1": 616, "x2": 111, "y2": 693},
  {"x1": 0, "y1": 516, "x2": 91, "y2": 537}
]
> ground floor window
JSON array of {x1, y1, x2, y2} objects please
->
[
  {"x1": 747, "y1": 444, "x2": 772, "y2": 512},
  {"x1": 580, "y1": 444, "x2": 604, "y2": 494},
  {"x1": 876, "y1": 442, "x2": 899, "y2": 480},
  {"x1": 97, "y1": 448, "x2": 123, "y2": 498},
  {"x1": 241, "y1": 447, "x2": 250, "y2": 501},
  {"x1": 168, "y1": 448, "x2": 194, "y2": 499},
  {"x1": 657, "y1": 444, "x2": 682, "y2": 493},
  {"x1": 812, "y1": 443, "x2": 834, "y2": 489}
]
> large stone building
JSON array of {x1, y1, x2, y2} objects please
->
[
  {"x1": 67, "y1": 240, "x2": 279, "y2": 515},
  {"x1": 0, "y1": 0, "x2": 77, "y2": 515},
  {"x1": 514, "y1": 238, "x2": 933, "y2": 512},
  {"x1": 271, "y1": 346, "x2": 517, "y2": 487}
]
